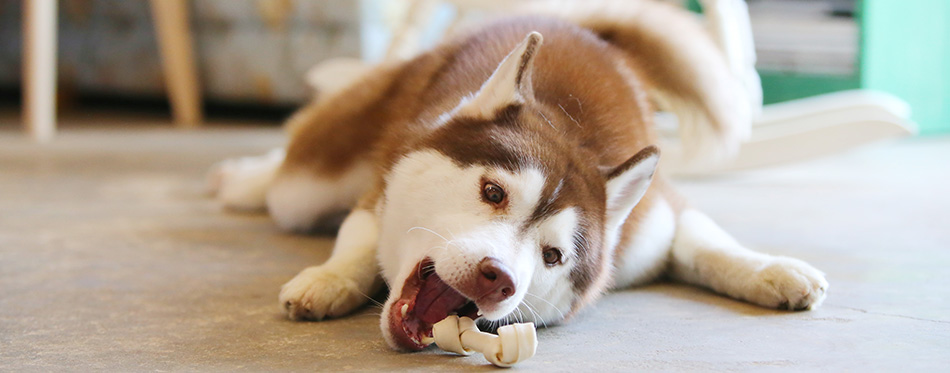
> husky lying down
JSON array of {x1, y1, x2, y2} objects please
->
[{"x1": 211, "y1": 0, "x2": 827, "y2": 351}]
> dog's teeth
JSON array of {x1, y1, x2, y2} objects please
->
[
  {"x1": 420, "y1": 336, "x2": 435, "y2": 345},
  {"x1": 477, "y1": 310, "x2": 483, "y2": 317},
  {"x1": 400, "y1": 304, "x2": 408, "y2": 317}
]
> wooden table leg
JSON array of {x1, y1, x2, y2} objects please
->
[
  {"x1": 23, "y1": 0, "x2": 58, "y2": 142},
  {"x1": 150, "y1": 0, "x2": 202, "y2": 128}
]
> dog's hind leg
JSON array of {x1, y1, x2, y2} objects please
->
[
  {"x1": 208, "y1": 148, "x2": 285, "y2": 211},
  {"x1": 279, "y1": 204, "x2": 384, "y2": 320},
  {"x1": 669, "y1": 209, "x2": 828, "y2": 310},
  {"x1": 266, "y1": 161, "x2": 375, "y2": 233}
]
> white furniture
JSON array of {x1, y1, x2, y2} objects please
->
[{"x1": 659, "y1": 90, "x2": 916, "y2": 175}]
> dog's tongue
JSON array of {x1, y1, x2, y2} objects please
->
[{"x1": 414, "y1": 272, "x2": 469, "y2": 324}]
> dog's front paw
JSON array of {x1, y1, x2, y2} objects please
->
[
  {"x1": 747, "y1": 257, "x2": 828, "y2": 311},
  {"x1": 279, "y1": 266, "x2": 370, "y2": 321}
]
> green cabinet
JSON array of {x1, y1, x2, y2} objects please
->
[
  {"x1": 688, "y1": 0, "x2": 950, "y2": 134},
  {"x1": 861, "y1": 0, "x2": 950, "y2": 134}
]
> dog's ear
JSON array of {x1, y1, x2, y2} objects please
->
[
  {"x1": 455, "y1": 32, "x2": 543, "y2": 118},
  {"x1": 604, "y1": 146, "x2": 660, "y2": 234}
]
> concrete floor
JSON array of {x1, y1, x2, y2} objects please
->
[{"x1": 1, "y1": 118, "x2": 948, "y2": 371}]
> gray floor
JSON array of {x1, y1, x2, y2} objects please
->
[{"x1": 1, "y1": 120, "x2": 948, "y2": 371}]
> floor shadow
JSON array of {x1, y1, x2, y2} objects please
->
[{"x1": 626, "y1": 281, "x2": 794, "y2": 317}]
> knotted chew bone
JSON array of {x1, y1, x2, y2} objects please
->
[{"x1": 432, "y1": 315, "x2": 537, "y2": 367}]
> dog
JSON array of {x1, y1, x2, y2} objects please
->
[{"x1": 209, "y1": 0, "x2": 827, "y2": 351}]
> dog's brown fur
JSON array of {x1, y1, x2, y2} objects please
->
[{"x1": 285, "y1": 24, "x2": 691, "y2": 307}]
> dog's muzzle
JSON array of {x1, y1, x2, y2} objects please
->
[{"x1": 387, "y1": 257, "x2": 517, "y2": 350}]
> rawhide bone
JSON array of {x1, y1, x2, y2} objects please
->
[{"x1": 432, "y1": 315, "x2": 537, "y2": 367}]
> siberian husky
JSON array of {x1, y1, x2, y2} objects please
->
[{"x1": 210, "y1": 0, "x2": 827, "y2": 351}]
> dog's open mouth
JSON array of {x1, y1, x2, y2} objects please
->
[{"x1": 389, "y1": 258, "x2": 480, "y2": 350}]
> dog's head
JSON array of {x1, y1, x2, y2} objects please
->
[{"x1": 376, "y1": 32, "x2": 659, "y2": 350}]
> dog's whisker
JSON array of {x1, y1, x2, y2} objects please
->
[
  {"x1": 538, "y1": 110, "x2": 556, "y2": 130},
  {"x1": 558, "y1": 103, "x2": 582, "y2": 128},
  {"x1": 507, "y1": 309, "x2": 520, "y2": 325},
  {"x1": 445, "y1": 227, "x2": 458, "y2": 241},
  {"x1": 526, "y1": 292, "x2": 566, "y2": 320},
  {"x1": 406, "y1": 226, "x2": 450, "y2": 244},
  {"x1": 354, "y1": 288, "x2": 384, "y2": 308},
  {"x1": 357, "y1": 312, "x2": 384, "y2": 319},
  {"x1": 522, "y1": 298, "x2": 548, "y2": 328},
  {"x1": 532, "y1": 304, "x2": 547, "y2": 327},
  {"x1": 516, "y1": 307, "x2": 527, "y2": 324},
  {"x1": 569, "y1": 94, "x2": 583, "y2": 114}
]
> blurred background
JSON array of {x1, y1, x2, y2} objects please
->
[{"x1": 0, "y1": 0, "x2": 946, "y2": 140}]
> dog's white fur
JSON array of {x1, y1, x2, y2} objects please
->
[
  {"x1": 612, "y1": 197, "x2": 676, "y2": 288},
  {"x1": 671, "y1": 210, "x2": 828, "y2": 310},
  {"x1": 208, "y1": 148, "x2": 284, "y2": 211},
  {"x1": 267, "y1": 162, "x2": 374, "y2": 232},
  {"x1": 279, "y1": 209, "x2": 382, "y2": 320}
]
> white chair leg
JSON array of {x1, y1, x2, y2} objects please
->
[
  {"x1": 22, "y1": 0, "x2": 58, "y2": 143},
  {"x1": 150, "y1": 0, "x2": 202, "y2": 127},
  {"x1": 384, "y1": 0, "x2": 439, "y2": 61}
]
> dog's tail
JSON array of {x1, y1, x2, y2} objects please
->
[{"x1": 520, "y1": 0, "x2": 753, "y2": 159}]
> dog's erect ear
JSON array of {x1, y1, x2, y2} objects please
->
[
  {"x1": 604, "y1": 146, "x2": 660, "y2": 234},
  {"x1": 455, "y1": 32, "x2": 543, "y2": 118}
]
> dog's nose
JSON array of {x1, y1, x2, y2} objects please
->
[{"x1": 476, "y1": 257, "x2": 516, "y2": 303}]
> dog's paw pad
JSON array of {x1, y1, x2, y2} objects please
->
[
  {"x1": 279, "y1": 266, "x2": 369, "y2": 321},
  {"x1": 751, "y1": 257, "x2": 828, "y2": 311}
]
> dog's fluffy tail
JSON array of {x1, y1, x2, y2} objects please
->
[{"x1": 520, "y1": 0, "x2": 753, "y2": 159}]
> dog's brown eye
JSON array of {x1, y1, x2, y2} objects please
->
[
  {"x1": 542, "y1": 247, "x2": 562, "y2": 266},
  {"x1": 482, "y1": 182, "x2": 506, "y2": 204}
]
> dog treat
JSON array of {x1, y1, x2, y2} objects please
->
[{"x1": 432, "y1": 315, "x2": 537, "y2": 367}]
